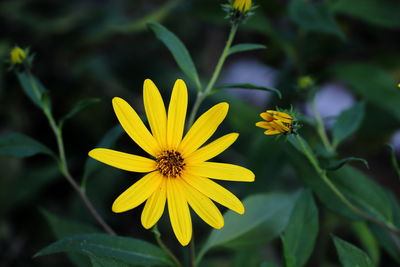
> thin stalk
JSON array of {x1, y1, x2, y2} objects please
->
[
  {"x1": 186, "y1": 23, "x2": 238, "y2": 127},
  {"x1": 294, "y1": 135, "x2": 400, "y2": 236},
  {"x1": 19, "y1": 67, "x2": 115, "y2": 234},
  {"x1": 189, "y1": 236, "x2": 196, "y2": 267},
  {"x1": 310, "y1": 100, "x2": 334, "y2": 153},
  {"x1": 42, "y1": 107, "x2": 116, "y2": 235},
  {"x1": 152, "y1": 225, "x2": 183, "y2": 267}
]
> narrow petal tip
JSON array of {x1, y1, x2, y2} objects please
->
[{"x1": 144, "y1": 78, "x2": 156, "y2": 88}]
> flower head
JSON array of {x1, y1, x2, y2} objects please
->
[
  {"x1": 89, "y1": 79, "x2": 254, "y2": 246},
  {"x1": 10, "y1": 46, "x2": 27, "y2": 65},
  {"x1": 297, "y1": 75, "x2": 314, "y2": 89},
  {"x1": 256, "y1": 110, "x2": 297, "y2": 135},
  {"x1": 232, "y1": 0, "x2": 252, "y2": 12}
]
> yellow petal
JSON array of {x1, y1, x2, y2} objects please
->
[
  {"x1": 185, "y1": 133, "x2": 239, "y2": 164},
  {"x1": 179, "y1": 102, "x2": 229, "y2": 156},
  {"x1": 183, "y1": 174, "x2": 245, "y2": 214},
  {"x1": 260, "y1": 112, "x2": 274, "y2": 122},
  {"x1": 167, "y1": 79, "x2": 188, "y2": 150},
  {"x1": 180, "y1": 179, "x2": 224, "y2": 229},
  {"x1": 167, "y1": 178, "x2": 192, "y2": 246},
  {"x1": 255, "y1": 121, "x2": 272, "y2": 130},
  {"x1": 141, "y1": 178, "x2": 167, "y2": 229},
  {"x1": 187, "y1": 162, "x2": 255, "y2": 182},
  {"x1": 264, "y1": 129, "x2": 282, "y2": 135},
  {"x1": 143, "y1": 79, "x2": 167, "y2": 148},
  {"x1": 112, "y1": 171, "x2": 163, "y2": 213},
  {"x1": 267, "y1": 110, "x2": 293, "y2": 120},
  {"x1": 112, "y1": 97, "x2": 160, "y2": 156},
  {"x1": 270, "y1": 120, "x2": 290, "y2": 131},
  {"x1": 88, "y1": 148, "x2": 156, "y2": 173}
]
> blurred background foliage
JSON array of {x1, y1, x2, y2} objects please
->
[{"x1": 1, "y1": 0, "x2": 400, "y2": 266}]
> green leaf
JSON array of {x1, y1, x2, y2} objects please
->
[
  {"x1": 198, "y1": 192, "x2": 298, "y2": 261},
  {"x1": 387, "y1": 145, "x2": 400, "y2": 180},
  {"x1": 321, "y1": 157, "x2": 369, "y2": 171},
  {"x1": 331, "y1": 63, "x2": 400, "y2": 121},
  {"x1": 281, "y1": 189, "x2": 319, "y2": 267},
  {"x1": 41, "y1": 209, "x2": 99, "y2": 267},
  {"x1": 289, "y1": 0, "x2": 344, "y2": 38},
  {"x1": 16, "y1": 71, "x2": 46, "y2": 108},
  {"x1": 2, "y1": 164, "x2": 60, "y2": 214},
  {"x1": 333, "y1": 0, "x2": 400, "y2": 28},
  {"x1": 259, "y1": 262, "x2": 278, "y2": 267},
  {"x1": 82, "y1": 125, "x2": 124, "y2": 188},
  {"x1": 228, "y1": 43, "x2": 266, "y2": 56},
  {"x1": 332, "y1": 102, "x2": 365, "y2": 148},
  {"x1": 59, "y1": 98, "x2": 101, "y2": 127},
  {"x1": 41, "y1": 209, "x2": 99, "y2": 239},
  {"x1": 89, "y1": 255, "x2": 129, "y2": 267},
  {"x1": 368, "y1": 191, "x2": 400, "y2": 263},
  {"x1": 287, "y1": 143, "x2": 395, "y2": 222},
  {"x1": 215, "y1": 83, "x2": 282, "y2": 99},
  {"x1": 0, "y1": 132, "x2": 54, "y2": 158},
  {"x1": 148, "y1": 22, "x2": 201, "y2": 91},
  {"x1": 332, "y1": 235, "x2": 374, "y2": 267},
  {"x1": 35, "y1": 233, "x2": 173, "y2": 266},
  {"x1": 351, "y1": 222, "x2": 380, "y2": 265}
]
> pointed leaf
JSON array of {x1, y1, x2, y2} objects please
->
[
  {"x1": 35, "y1": 233, "x2": 173, "y2": 266},
  {"x1": 41, "y1": 209, "x2": 99, "y2": 267},
  {"x1": 289, "y1": 144, "x2": 396, "y2": 223},
  {"x1": 368, "y1": 191, "x2": 400, "y2": 263},
  {"x1": 333, "y1": 236, "x2": 374, "y2": 267},
  {"x1": 0, "y1": 132, "x2": 54, "y2": 158},
  {"x1": 148, "y1": 22, "x2": 201, "y2": 91},
  {"x1": 215, "y1": 83, "x2": 281, "y2": 99},
  {"x1": 332, "y1": 102, "x2": 365, "y2": 148},
  {"x1": 321, "y1": 157, "x2": 369, "y2": 171},
  {"x1": 198, "y1": 192, "x2": 298, "y2": 261},
  {"x1": 289, "y1": 0, "x2": 344, "y2": 38},
  {"x1": 228, "y1": 43, "x2": 266, "y2": 56},
  {"x1": 89, "y1": 255, "x2": 129, "y2": 267},
  {"x1": 330, "y1": 63, "x2": 400, "y2": 121},
  {"x1": 281, "y1": 189, "x2": 319, "y2": 267},
  {"x1": 333, "y1": 0, "x2": 400, "y2": 28},
  {"x1": 387, "y1": 145, "x2": 400, "y2": 180},
  {"x1": 16, "y1": 71, "x2": 46, "y2": 108}
]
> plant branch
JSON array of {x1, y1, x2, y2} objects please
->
[
  {"x1": 152, "y1": 225, "x2": 183, "y2": 267},
  {"x1": 42, "y1": 107, "x2": 116, "y2": 235},
  {"x1": 293, "y1": 135, "x2": 400, "y2": 236},
  {"x1": 186, "y1": 23, "x2": 238, "y2": 128},
  {"x1": 310, "y1": 100, "x2": 334, "y2": 153}
]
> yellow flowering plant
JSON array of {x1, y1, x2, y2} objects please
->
[
  {"x1": 3, "y1": 0, "x2": 400, "y2": 266},
  {"x1": 89, "y1": 79, "x2": 254, "y2": 246}
]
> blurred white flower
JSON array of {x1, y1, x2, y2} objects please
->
[
  {"x1": 305, "y1": 82, "x2": 355, "y2": 128},
  {"x1": 390, "y1": 130, "x2": 400, "y2": 154},
  {"x1": 221, "y1": 58, "x2": 277, "y2": 107}
]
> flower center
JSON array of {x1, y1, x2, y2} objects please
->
[{"x1": 156, "y1": 150, "x2": 185, "y2": 178}]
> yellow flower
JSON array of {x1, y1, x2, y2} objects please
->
[
  {"x1": 10, "y1": 46, "x2": 26, "y2": 65},
  {"x1": 256, "y1": 110, "x2": 294, "y2": 135},
  {"x1": 89, "y1": 79, "x2": 254, "y2": 246},
  {"x1": 297, "y1": 76, "x2": 314, "y2": 89},
  {"x1": 232, "y1": 0, "x2": 252, "y2": 12}
]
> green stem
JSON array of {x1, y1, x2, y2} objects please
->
[
  {"x1": 311, "y1": 100, "x2": 334, "y2": 153},
  {"x1": 186, "y1": 23, "x2": 238, "y2": 127},
  {"x1": 42, "y1": 107, "x2": 116, "y2": 235},
  {"x1": 152, "y1": 225, "x2": 183, "y2": 267},
  {"x1": 293, "y1": 135, "x2": 400, "y2": 236},
  {"x1": 189, "y1": 236, "x2": 196, "y2": 267},
  {"x1": 21, "y1": 67, "x2": 115, "y2": 234}
]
